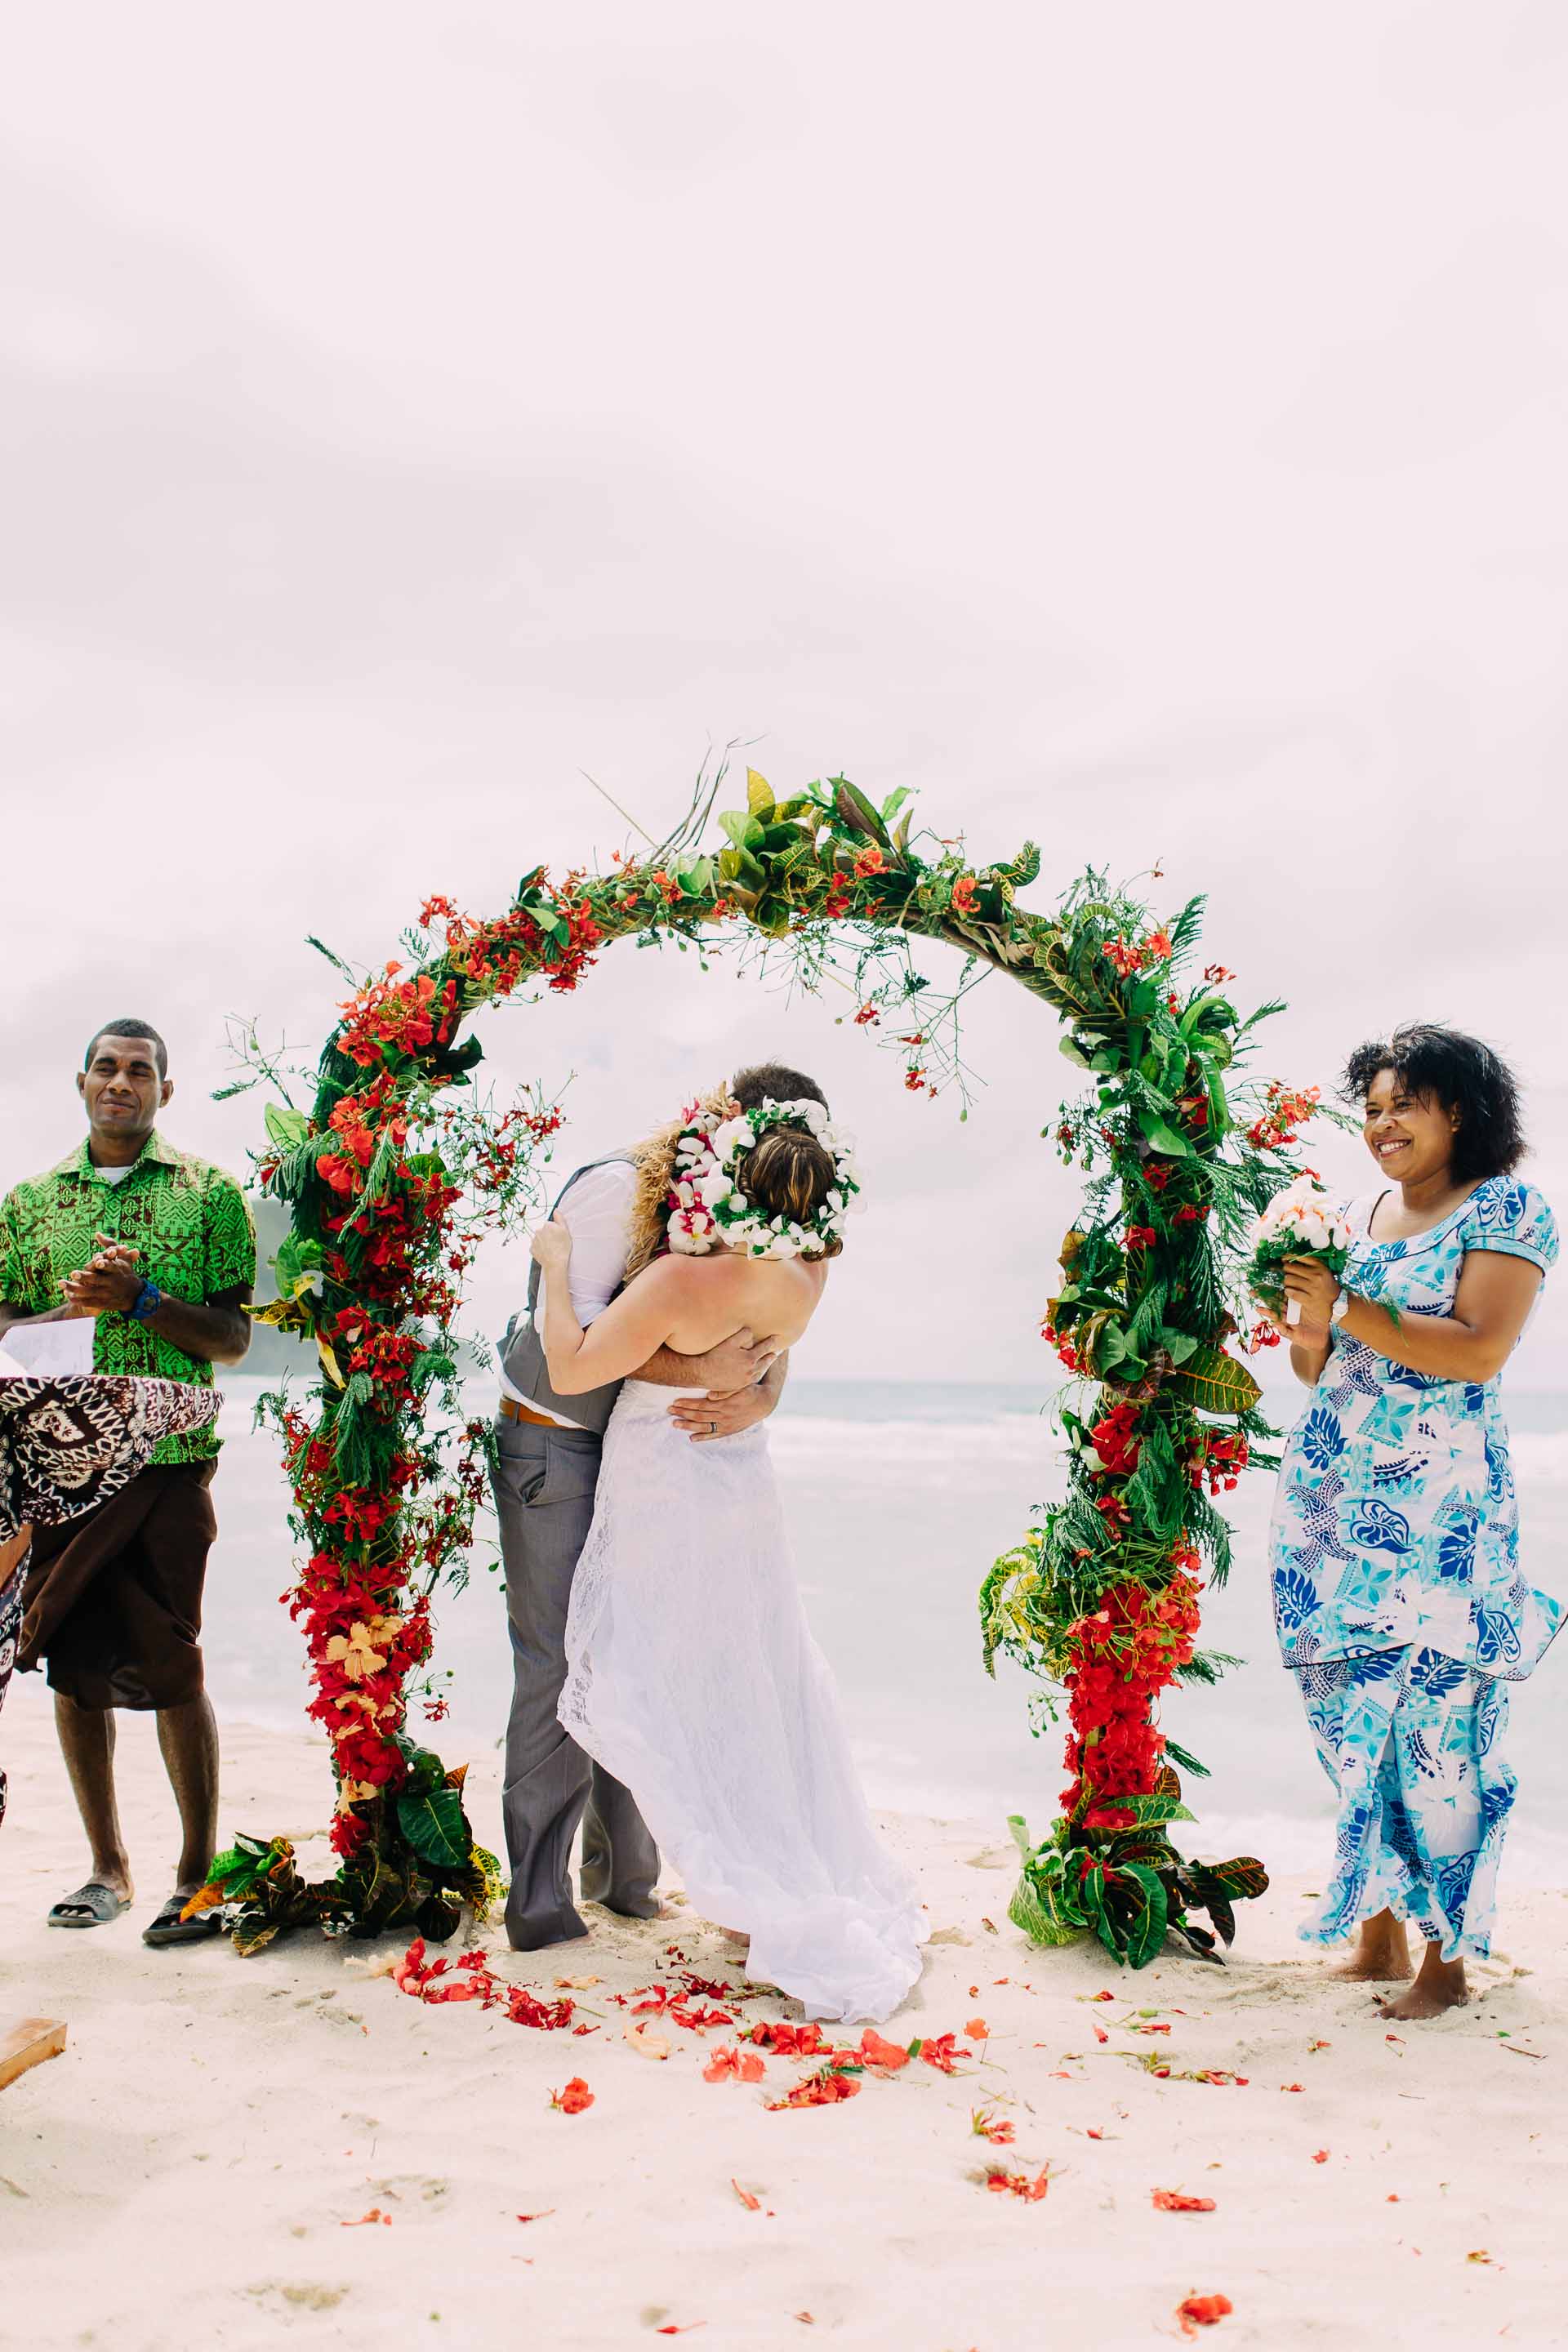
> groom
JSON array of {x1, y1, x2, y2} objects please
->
[{"x1": 492, "y1": 1059, "x2": 829, "y2": 1950}]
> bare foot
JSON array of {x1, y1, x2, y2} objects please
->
[
  {"x1": 1379, "y1": 1950, "x2": 1467, "y2": 2020},
  {"x1": 1331, "y1": 1912, "x2": 1414, "y2": 1983}
]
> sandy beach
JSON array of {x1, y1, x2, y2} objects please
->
[{"x1": 2, "y1": 1693, "x2": 1561, "y2": 2352}]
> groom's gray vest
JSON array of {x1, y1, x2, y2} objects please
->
[{"x1": 496, "y1": 1153, "x2": 636, "y2": 1437}]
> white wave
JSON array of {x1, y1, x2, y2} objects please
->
[
  {"x1": 1511, "y1": 1432, "x2": 1568, "y2": 1486},
  {"x1": 770, "y1": 1412, "x2": 1058, "y2": 1472}
]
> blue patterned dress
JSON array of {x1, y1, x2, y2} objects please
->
[{"x1": 1267, "y1": 1176, "x2": 1558, "y2": 1960}]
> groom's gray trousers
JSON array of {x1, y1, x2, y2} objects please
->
[{"x1": 492, "y1": 1410, "x2": 661, "y2": 1949}]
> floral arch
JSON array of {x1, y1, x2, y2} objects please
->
[{"x1": 199, "y1": 773, "x2": 1320, "y2": 1968}]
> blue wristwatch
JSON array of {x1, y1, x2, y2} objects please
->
[{"x1": 130, "y1": 1281, "x2": 163, "y2": 1323}]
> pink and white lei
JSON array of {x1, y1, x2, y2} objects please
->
[{"x1": 663, "y1": 1096, "x2": 862, "y2": 1261}]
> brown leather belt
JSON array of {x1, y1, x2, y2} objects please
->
[{"x1": 498, "y1": 1395, "x2": 563, "y2": 1429}]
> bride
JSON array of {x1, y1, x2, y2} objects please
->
[{"x1": 530, "y1": 1094, "x2": 926, "y2": 2024}]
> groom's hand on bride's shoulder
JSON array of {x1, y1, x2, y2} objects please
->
[
  {"x1": 529, "y1": 1218, "x2": 572, "y2": 1269},
  {"x1": 691, "y1": 1326, "x2": 777, "y2": 1396}
]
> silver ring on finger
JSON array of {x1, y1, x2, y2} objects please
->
[{"x1": 709, "y1": 1420, "x2": 717, "y2": 1437}]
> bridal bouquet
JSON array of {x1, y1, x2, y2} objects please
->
[{"x1": 1245, "y1": 1177, "x2": 1354, "y2": 1320}]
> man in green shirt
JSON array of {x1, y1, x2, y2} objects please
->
[{"x1": 0, "y1": 1018, "x2": 255, "y2": 1944}]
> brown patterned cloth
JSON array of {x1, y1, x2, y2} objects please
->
[
  {"x1": 0, "y1": 1371, "x2": 220, "y2": 1542},
  {"x1": 22, "y1": 1461, "x2": 218, "y2": 1712},
  {"x1": 0, "y1": 1373, "x2": 223, "y2": 1730},
  {"x1": 0, "y1": 1536, "x2": 25, "y2": 1831}
]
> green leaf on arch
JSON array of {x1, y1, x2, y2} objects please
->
[
  {"x1": 1164, "y1": 1345, "x2": 1263, "y2": 1417},
  {"x1": 1135, "y1": 1108, "x2": 1192, "y2": 1157},
  {"x1": 395, "y1": 1786, "x2": 470, "y2": 1872},
  {"x1": 831, "y1": 777, "x2": 889, "y2": 843}
]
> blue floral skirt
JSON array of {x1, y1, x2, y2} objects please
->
[{"x1": 1294, "y1": 1646, "x2": 1515, "y2": 1962}]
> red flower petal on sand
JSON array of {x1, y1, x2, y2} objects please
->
[
  {"x1": 917, "y1": 2033, "x2": 973, "y2": 2074},
  {"x1": 341, "y1": 2208, "x2": 392, "y2": 2227},
  {"x1": 550, "y1": 2077, "x2": 594, "y2": 2114},
  {"x1": 702, "y1": 2046, "x2": 765, "y2": 2085},
  {"x1": 1093, "y1": 2025, "x2": 1109, "y2": 2044},
  {"x1": 1177, "y1": 2293, "x2": 1234, "y2": 2334},
  {"x1": 516, "y1": 2209, "x2": 555, "y2": 2223},
  {"x1": 765, "y1": 2065, "x2": 862, "y2": 2110},
  {"x1": 970, "y1": 2109, "x2": 1015, "y2": 2145},
  {"x1": 983, "y1": 2165, "x2": 1052, "y2": 2203},
  {"x1": 858, "y1": 2029, "x2": 911, "y2": 2074},
  {"x1": 1312, "y1": 2151, "x2": 1330, "y2": 2165},
  {"x1": 966, "y1": 2017, "x2": 991, "y2": 2041},
  {"x1": 1152, "y1": 2189, "x2": 1217, "y2": 2212},
  {"x1": 731, "y1": 2180, "x2": 762, "y2": 2212},
  {"x1": 1281, "y1": 2082, "x2": 1305, "y2": 2093},
  {"x1": 747, "y1": 2020, "x2": 826, "y2": 2060}
]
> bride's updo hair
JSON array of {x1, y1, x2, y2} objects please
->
[{"x1": 738, "y1": 1125, "x2": 844, "y2": 1257}]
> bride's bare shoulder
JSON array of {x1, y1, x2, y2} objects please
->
[{"x1": 626, "y1": 1251, "x2": 733, "y2": 1296}]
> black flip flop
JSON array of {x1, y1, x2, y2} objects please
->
[
  {"x1": 142, "y1": 1893, "x2": 227, "y2": 1949},
  {"x1": 47, "y1": 1882, "x2": 131, "y2": 1929}
]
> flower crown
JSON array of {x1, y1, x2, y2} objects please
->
[{"x1": 663, "y1": 1095, "x2": 862, "y2": 1260}]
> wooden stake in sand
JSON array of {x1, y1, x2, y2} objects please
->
[{"x1": 0, "y1": 2019, "x2": 68, "y2": 2094}]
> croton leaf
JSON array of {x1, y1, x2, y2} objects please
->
[
  {"x1": 1116, "y1": 1861, "x2": 1170, "y2": 1970},
  {"x1": 1102, "y1": 1831, "x2": 1177, "y2": 1871},
  {"x1": 831, "y1": 777, "x2": 889, "y2": 842},
  {"x1": 1007, "y1": 1873, "x2": 1081, "y2": 1947},
  {"x1": 1205, "y1": 1892, "x2": 1237, "y2": 1946},
  {"x1": 230, "y1": 1910, "x2": 283, "y2": 1959},
  {"x1": 746, "y1": 768, "x2": 774, "y2": 818},
  {"x1": 416, "y1": 1891, "x2": 463, "y2": 1942},
  {"x1": 1164, "y1": 1345, "x2": 1263, "y2": 1417},
  {"x1": 1200, "y1": 1855, "x2": 1269, "y2": 1901},
  {"x1": 396, "y1": 1786, "x2": 470, "y2": 1871},
  {"x1": 1105, "y1": 1790, "x2": 1196, "y2": 1829}
]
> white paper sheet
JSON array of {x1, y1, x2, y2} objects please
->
[{"x1": 0, "y1": 1320, "x2": 97, "y2": 1378}]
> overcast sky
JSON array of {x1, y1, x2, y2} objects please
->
[{"x1": 2, "y1": 2, "x2": 1564, "y2": 1385}]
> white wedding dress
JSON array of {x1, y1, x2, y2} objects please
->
[{"x1": 559, "y1": 1380, "x2": 927, "y2": 2022}]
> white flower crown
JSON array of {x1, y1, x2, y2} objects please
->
[{"x1": 663, "y1": 1095, "x2": 862, "y2": 1261}]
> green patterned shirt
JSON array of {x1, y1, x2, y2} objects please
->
[{"x1": 0, "y1": 1130, "x2": 256, "y2": 1464}]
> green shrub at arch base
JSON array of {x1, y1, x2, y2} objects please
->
[{"x1": 194, "y1": 768, "x2": 1326, "y2": 1965}]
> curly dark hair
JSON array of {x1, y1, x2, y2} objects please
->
[
  {"x1": 1341, "y1": 1023, "x2": 1526, "y2": 1185},
  {"x1": 85, "y1": 1018, "x2": 169, "y2": 1080},
  {"x1": 731, "y1": 1062, "x2": 828, "y2": 1115}
]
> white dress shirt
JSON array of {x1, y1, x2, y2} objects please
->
[{"x1": 497, "y1": 1159, "x2": 639, "y2": 1431}]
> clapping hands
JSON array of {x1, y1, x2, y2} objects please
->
[{"x1": 61, "y1": 1232, "x2": 143, "y2": 1319}]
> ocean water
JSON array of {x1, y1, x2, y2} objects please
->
[{"x1": 188, "y1": 1374, "x2": 1568, "y2": 1884}]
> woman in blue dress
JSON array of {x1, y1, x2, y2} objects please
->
[{"x1": 1264, "y1": 1025, "x2": 1557, "y2": 2020}]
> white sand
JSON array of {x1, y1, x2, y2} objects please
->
[{"x1": 2, "y1": 1692, "x2": 1561, "y2": 2352}]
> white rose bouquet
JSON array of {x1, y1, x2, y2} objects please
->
[{"x1": 1245, "y1": 1177, "x2": 1355, "y2": 1324}]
